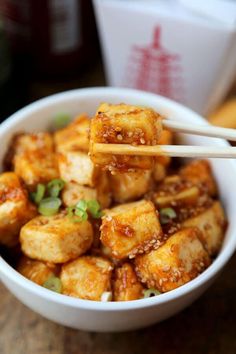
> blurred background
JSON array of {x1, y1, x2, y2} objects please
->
[
  {"x1": 0, "y1": 0, "x2": 236, "y2": 127},
  {"x1": 0, "y1": 0, "x2": 104, "y2": 122}
]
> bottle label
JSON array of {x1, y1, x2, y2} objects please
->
[{"x1": 49, "y1": 0, "x2": 81, "y2": 54}]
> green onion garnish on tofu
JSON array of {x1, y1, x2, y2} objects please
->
[
  {"x1": 87, "y1": 199, "x2": 104, "y2": 219},
  {"x1": 160, "y1": 207, "x2": 177, "y2": 225},
  {"x1": 31, "y1": 179, "x2": 65, "y2": 215},
  {"x1": 47, "y1": 178, "x2": 65, "y2": 198},
  {"x1": 67, "y1": 199, "x2": 103, "y2": 222},
  {"x1": 38, "y1": 197, "x2": 62, "y2": 216},
  {"x1": 43, "y1": 276, "x2": 62, "y2": 293},
  {"x1": 76, "y1": 200, "x2": 88, "y2": 211},
  {"x1": 30, "y1": 183, "x2": 46, "y2": 204},
  {"x1": 53, "y1": 113, "x2": 71, "y2": 129},
  {"x1": 143, "y1": 288, "x2": 161, "y2": 298},
  {"x1": 67, "y1": 205, "x2": 88, "y2": 222},
  {"x1": 74, "y1": 207, "x2": 88, "y2": 222}
]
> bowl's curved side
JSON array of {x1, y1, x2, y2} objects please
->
[
  {"x1": 0, "y1": 261, "x2": 217, "y2": 332},
  {"x1": 0, "y1": 87, "x2": 236, "y2": 331}
]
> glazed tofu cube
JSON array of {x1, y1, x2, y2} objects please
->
[
  {"x1": 54, "y1": 114, "x2": 90, "y2": 153},
  {"x1": 182, "y1": 201, "x2": 226, "y2": 256},
  {"x1": 92, "y1": 103, "x2": 163, "y2": 145},
  {"x1": 96, "y1": 171, "x2": 112, "y2": 208},
  {"x1": 58, "y1": 150, "x2": 99, "y2": 187},
  {"x1": 100, "y1": 200, "x2": 163, "y2": 259},
  {"x1": 113, "y1": 263, "x2": 144, "y2": 301},
  {"x1": 61, "y1": 256, "x2": 113, "y2": 301},
  {"x1": 180, "y1": 160, "x2": 217, "y2": 196},
  {"x1": 135, "y1": 227, "x2": 211, "y2": 292},
  {"x1": 62, "y1": 182, "x2": 97, "y2": 206},
  {"x1": 109, "y1": 170, "x2": 152, "y2": 203},
  {"x1": 0, "y1": 172, "x2": 37, "y2": 247},
  {"x1": 20, "y1": 213, "x2": 93, "y2": 263},
  {"x1": 153, "y1": 183, "x2": 200, "y2": 208},
  {"x1": 90, "y1": 103, "x2": 163, "y2": 172},
  {"x1": 62, "y1": 174, "x2": 111, "y2": 209},
  {"x1": 153, "y1": 130, "x2": 173, "y2": 183},
  {"x1": 12, "y1": 133, "x2": 59, "y2": 188},
  {"x1": 153, "y1": 162, "x2": 167, "y2": 183},
  {"x1": 17, "y1": 255, "x2": 59, "y2": 286},
  {"x1": 13, "y1": 132, "x2": 54, "y2": 153}
]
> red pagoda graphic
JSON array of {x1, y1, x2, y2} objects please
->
[{"x1": 124, "y1": 26, "x2": 185, "y2": 103}]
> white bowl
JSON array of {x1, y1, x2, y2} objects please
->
[{"x1": 0, "y1": 87, "x2": 236, "y2": 332}]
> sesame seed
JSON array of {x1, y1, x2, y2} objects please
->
[
  {"x1": 117, "y1": 134, "x2": 123, "y2": 141},
  {"x1": 163, "y1": 265, "x2": 170, "y2": 272}
]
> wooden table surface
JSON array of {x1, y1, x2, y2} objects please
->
[
  {"x1": 1, "y1": 60, "x2": 236, "y2": 354},
  {"x1": 1, "y1": 254, "x2": 236, "y2": 354}
]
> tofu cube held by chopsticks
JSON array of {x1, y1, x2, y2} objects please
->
[{"x1": 90, "y1": 103, "x2": 163, "y2": 172}]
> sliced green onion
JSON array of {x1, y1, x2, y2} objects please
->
[
  {"x1": 53, "y1": 113, "x2": 71, "y2": 129},
  {"x1": 87, "y1": 199, "x2": 103, "y2": 219},
  {"x1": 67, "y1": 199, "x2": 103, "y2": 222},
  {"x1": 74, "y1": 208, "x2": 88, "y2": 221},
  {"x1": 67, "y1": 206, "x2": 76, "y2": 217},
  {"x1": 76, "y1": 200, "x2": 88, "y2": 211},
  {"x1": 38, "y1": 197, "x2": 62, "y2": 216},
  {"x1": 43, "y1": 276, "x2": 62, "y2": 293},
  {"x1": 30, "y1": 184, "x2": 46, "y2": 204},
  {"x1": 47, "y1": 179, "x2": 65, "y2": 198},
  {"x1": 143, "y1": 288, "x2": 161, "y2": 298},
  {"x1": 160, "y1": 207, "x2": 177, "y2": 225},
  {"x1": 67, "y1": 205, "x2": 88, "y2": 222}
]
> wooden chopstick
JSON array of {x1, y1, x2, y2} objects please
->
[
  {"x1": 163, "y1": 119, "x2": 236, "y2": 141},
  {"x1": 93, "y1": 143, "x2": 236, "y2": 158}
]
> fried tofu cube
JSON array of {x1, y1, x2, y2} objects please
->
[
  {"x1": 54, "y1": 114, "x2": 90, "y2": 153},
  {"x1": 61, "y1": 256, "x2": 113, "y2": 301},
  {"x1": 62, "y1": 182, "x2": 97, "y2": 206},
  {"x1": 153, "y1": 130, "x2": 173, "y2": 183},
  {"x1": 17, "y1": 255, "x2": 59, "y2": 285},
  {"x1": 109, "y1": 170, "x2": 152, "y2": 203},
  {"x1": 12, "y1": 133, "x2": 59, "y2": 188},
  {"x1": 13, "y1": 132, "x2": 54, "y2": 153},
  {"x1": 96, "y1": 171, "x2": 112, "y2": 208},
  {"x1": 135, "y1": 228, "x2": 211, "y2": 292},
  {"x1": 90, "y1": 103, "x2": 163, "y2": 172},
  {"x1": 153, "y1": 181, "x2": 200, "y2": 208},
  {"x1": 113, "y1": 263, "x2": 144, "y2": 301},
  {"x1": 157, "y1": 129, "x2": 173, "y2": 146},
  {"x1": 20, "y1": 213, "x2": 93, "y2": 263},
  {"x1": 182, "y1": 201, "x2": 226, "y2": 256},
  {"x1": 180, "y1": 160, "x2": 217, "y2": 196},
  {"x1": 62, "y1": 174, "x2": 111, "y2": 209},
  {"x1": 0, "y1": 172, "x2": 37, "y2": 247},
  {"x1": 92, "y1": 103, "x2": 163, "y2": 145},
  {"x1": 153, "y1": 163, "x2": 167, "y2": 183},
  {"x1": 58, "y1": 150, "x2": 99, "y2": 187},
  {"x1": 100, "y1": 200, "x2": 163, "y2": 259}
]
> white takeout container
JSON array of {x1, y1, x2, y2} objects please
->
[
  {"x1": 93, "y1": 0, "x2": 236, "y2": 114},
  {"x1": 0, "y1": 87, "x2": 236, "y2": 332}
]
